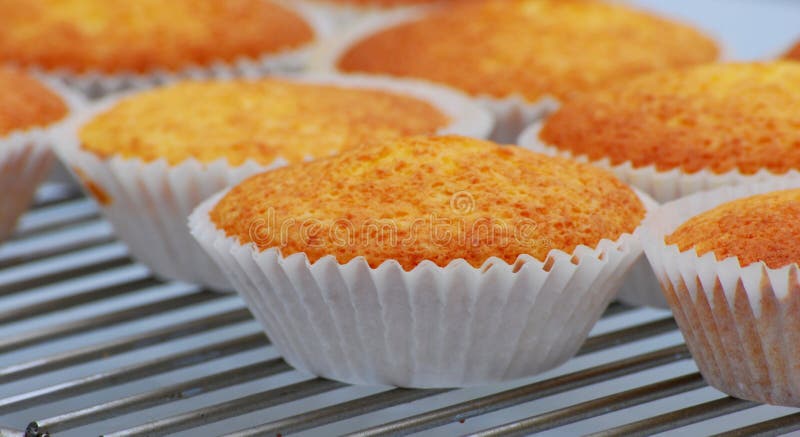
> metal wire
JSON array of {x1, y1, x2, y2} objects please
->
[
  {"x1": 103, "y1": 379, "x2": 347, "y2": 437},
  {"x1": 346, "y1": 346, "x2": 691, "y2": 437},
  {"x1": 32, "y1": 359, "x2": 293, "y2": 434},
  {"x1": 0, "y1": 308, "x2": 252, "y2": 383},
  {"x1": 0, "y1": 291, "x2": 224, "y2": 354},
  {"x1": 0, "y1": 333, "x2": 268, "y2": 414},
  {"x1": 468, "y1": 373, "x2": 707, "y2": 437},
  {"x1": 712, "y1": 413, "x2": 800, "y2": 437},
  {"x1": 587, "y1": 397, "x2": 758, "y2": 437}
]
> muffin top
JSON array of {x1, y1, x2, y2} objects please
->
[
  {"x1": 539, "y1": 62, "x2": 800, "y2": 175},
  {"x1": 785, "y1": 42, "x2": 800, "y2": 61},
  {"x1": 0, "y1": 68, "x2": 68, "y2": 137},
  {"x1": 79, "y1": 79, "x2": 451, "y2": 166},
  {"x1": 666, "y1": 189, "x2": 800, "y2": 269},
  {"x1": 210, "y1": 136, "x2": 645, "y2": 270},
  {"x1": 336, "y1": 0, "x2": 718, "y2": 102},
  {"x1": 0, "y1": 0, "x2": 314, "y2": 73}
]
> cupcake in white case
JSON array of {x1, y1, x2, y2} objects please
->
[
  {"x1": 55, "y1": 74, "x2": 493, "y2": 292},
  {"x1": 519, "y1": 62, "x2": 800, "y2": 204},
  {"x1": 520, "y1": 61, "x2": 800, "y2": 308},
  {"x1": 314, "y1": 0, "x2": 718, "y2": 142},
  {"x1": 0, "y1": 68, "x2": 83, "y2": 242},
  {"x1": 190, "y1": 135, "x2": 654, "y2": 387},
  {"x1": 0, "y1": 0, "x2": 331, "y2": 97},
  {"x1": 641, "y1": 179, "x2": 800, "y2": 406}
]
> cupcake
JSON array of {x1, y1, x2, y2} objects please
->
[
  {"x1": 785, "y1": 41, "x2": 800, "y2": 61},
  {"x1": 521, "y1": 62, "x2": 800, "y2": 203},
  {"x1": 190, "y1": 135, "x2": 654, "y2": 388},
  {"x1": 56, "y1": 74, "x2": 493, "y2": 291},
  {"x1": 520, "y1": 62, "x2": 800, "y2": 307},
  {"x1": 0, "y1": 68, "x2": 81, "y2": 242},
  {"x1": 642, "y1": 180, "x2": 800, "y2": 406},
  {"x1": 0, "y1": 0, "x2": 330, "y2": 96},
  {"x1": 315, "y1": 0, "x2": 719, "y2": 142}
]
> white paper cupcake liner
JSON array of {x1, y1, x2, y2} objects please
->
[
  {"x1": 614, "y1": 253, "x2": 668, "y2": 308},
  {"x1": 188, "y1": 188, "x2": 655, "y2": 387},
  {"x1": 641, "y1": 178, "x2": 800, "y2": 406},
  {"x1": 0, "y1": 77, "x2": 86, "y2": 241},
  {"x1": 518, "y1": 122, "x2": 800, "y2": 204},
  {"x1": 310, "y1": 9, "x2": 561, "y2": 144},
  {"x1": 0, "y1": 131, "x2": 54, "y2": 242},
  {"x1": 20, "y1": 3, "x2": 334, "y2": 99},
  {"x1": 53, "y1": 73, "x2": 494, "y2": 292}
]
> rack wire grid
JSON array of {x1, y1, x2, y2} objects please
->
[{"x1": 0, "y1": 184, "x2": 798, "y2": 437}]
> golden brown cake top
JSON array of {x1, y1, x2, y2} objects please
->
[
  {"x1": 785, "y1": 41, "x2": 800, "y2": 61},
  {"x1": 211, "y1": 136, "x2": 646, "y2": 270},
  {"x1": 539, "y1": 62, "x2": 800, "y2": 175},
  {"x1": 78, "y1": 79, "x2": 451, "y2": 166},
  {"x1": 0, "y1": 0, "x2": 314, "y2": 74},
  {"x1": 666, "y1": 189, "x2": 800, "y2": 269},
  {"x1": 0, "y1": 68, "x2": 68, "y2": 137},
  {"x1": 337, "y1": 0, "x2": 718, "y2": 101}
]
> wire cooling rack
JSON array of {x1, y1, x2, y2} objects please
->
[{"x1": 0, "y1": 185, "x2": 799, "y2": 437}]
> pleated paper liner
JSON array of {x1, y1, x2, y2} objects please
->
[
  {"x1": 0, "y1": 131, "x2": 54, "y2": 241},
  {"x1": 641, "y1": 178, "x2": 800, "y2": 406},
  {"x1": 310, "y1": 9, "x2": 561, "y2": 144},
  {"x1": 0, "y1": 77, "x2": 87, "y2": 241},
  {"x1": 53, "y1": 73, "x2": 494, "y2": 292},
  {"x1": 188, "y1": 188, "x2": 655, "y2": 388}
]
